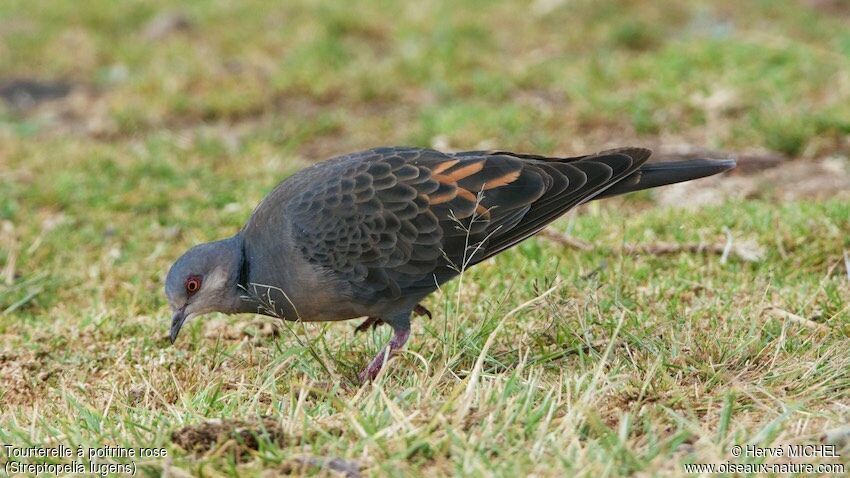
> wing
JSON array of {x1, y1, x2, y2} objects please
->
[{"x1": 286, "y1": 146, "x2": 650, "y2": 305}]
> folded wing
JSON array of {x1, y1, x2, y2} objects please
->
[{"x1": 287, "y1": 147, "x2": 650, "y2": 304}]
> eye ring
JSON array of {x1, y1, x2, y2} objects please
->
[{"x1": 185, "y1": 276, "x2": 202, "y2": 295}]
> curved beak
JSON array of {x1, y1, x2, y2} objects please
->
[{"x1": 169, "y1": 305, "x2": 188, "y2": 344}]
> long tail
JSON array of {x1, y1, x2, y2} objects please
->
[{"x1": 593, "y1": 158, "x2": 736, "y2": 200}]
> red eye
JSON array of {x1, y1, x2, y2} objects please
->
[{"x1": 185, "y1": 276, "x2": 202, "y2": 295}]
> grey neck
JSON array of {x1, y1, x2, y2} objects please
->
[
  {"x1": 225, "y1": 233, "x2": 279, "y2": 316},
  {"x1": 213, "y1": 234, "x2": 252, "y2": 314}
]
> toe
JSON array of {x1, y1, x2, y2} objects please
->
[
  {"x1": 414, "y1": 304, "x2": 432, "y2": 320},
  {"x1": 354, "y1": 317, "x2": 385, "y2": 334}
]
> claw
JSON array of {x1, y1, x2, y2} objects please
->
[
  {"x1": 354, "y1": 316, "x2": 384, "y2": 334},
  {"x1": 356, "y1": 306, "x2": 429, "y2": 335},
  {"x1": 413, "y1": 303, "x2": 432, "y2": 320}
]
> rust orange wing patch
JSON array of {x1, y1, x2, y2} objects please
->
[
  {"x1": 482, "y1": 169, "x2": 521, "y2": 190},
  {"x1": 442, "y1": 161, "x2": 485, "y2": 182},
  {"x1": 429, "y1": 160, "x2": 483, "y2": 218},
  {"x1": 428, "y1": 186, "x2": 458, "y2": 205},
  {"x1": 430, "y1": 159, "x2": 460, "y2": 175},
  {"x1": 426, "y1": 157, "x2": 526, "y2": 222}
]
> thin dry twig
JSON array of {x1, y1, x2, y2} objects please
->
[
  {"x1": 720, "y1": 227, "x2": 734, "y2": 264},
  {"x1": 844, "y1": 250, "x2": 849, "y2": 282},
  {"x1": 763, "y1": 306, "x2": 830, "y2": 332},
  {"x1": 540, "y1": 227, "x2": 764, "y2": 262},
  {"x1": 623, "y1": 242, "x2": 727, "y2": 255},
  {"x1": 538, "y1": 229, "x2": 594, "y2": 250},
  {"x1": 623, "y1": 240, "x2": 764, "y2": 262}
]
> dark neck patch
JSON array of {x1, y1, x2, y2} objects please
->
[{"x1": 238, "y1": 242, "x2": 250, "y2": 289}]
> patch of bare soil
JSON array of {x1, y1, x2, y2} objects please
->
[
  {"x1": 170, "y1": 416, "x2": 347, "y2": 460},
  {"x1": 0, "y1": 349, "x2": 56, "y2": 406},
  {"x1": 171, "y1": 417, "x2": 289, "y2": 456},
  {"x1": 802, "y1": 0, "x2": 850, "y2": 16},
  {"x1": 202, "y1": 317, "x2": 282, "y2": 342},
  {"x1": 0, "y1": 80, "x2": 119, "y2": 138}
]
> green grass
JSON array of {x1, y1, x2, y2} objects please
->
[{"x1": 1, "y1": 0, "x2": 850, "y2": 476}]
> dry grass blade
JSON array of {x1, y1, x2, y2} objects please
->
[{"x1": 458, "y1": 279, "x2": 563, "y2": 418}]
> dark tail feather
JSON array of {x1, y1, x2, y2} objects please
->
[{"x1": 593, "y1": 158, "x2": 736, "y2": 200}]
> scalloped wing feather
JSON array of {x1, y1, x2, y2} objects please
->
[{"x1": 281, "y1": 147, "x2": 649, "y2": 304}]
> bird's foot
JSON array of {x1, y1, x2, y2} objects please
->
[
  {"x1": 355, "y1": 306, "x2": 428, "y2": 335},
  {"x1": 354, "y1": 316, "x2": 384, "y2": 334},
  {"x1": 413, "y1": 303, "x2": 432, "y2": 320},
  {"x1": 358, "y1": 328, "x2": 411, "y2": 383}
]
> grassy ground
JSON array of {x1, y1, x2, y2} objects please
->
[{"x1": 1, "y1": 0, "x2": 850, "y2": 476}]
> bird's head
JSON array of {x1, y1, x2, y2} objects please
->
[{"x1": 165, "y1": 236, "x2": 244, "y2": 344}]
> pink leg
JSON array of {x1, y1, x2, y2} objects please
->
[{"x1": 358, "y1": 328, "x2": 411, "y2": 382}]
